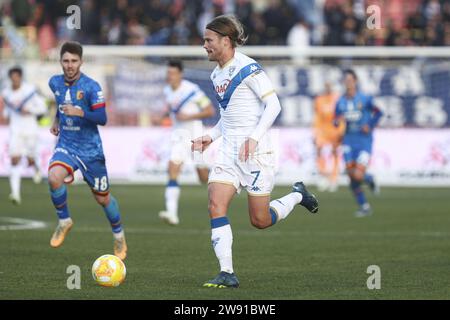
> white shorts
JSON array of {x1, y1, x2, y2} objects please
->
[
  {"x1": 9, "y1": 132, "x2": 38, "y2": 158},
  {"x1": 208, "y1": 152, "x2": 275, "y2": 196},
  {"x1": 169, "y1": 129, "x2": 208, "y2": 168}
]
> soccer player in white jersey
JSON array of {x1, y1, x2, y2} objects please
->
[
  {"x1": 0, "y1": 67, "x2": 47, "y2": 204},
  {"x1": 153, "y1": 60, "x2": 215, "y2": 225},
  {"x1": 192, "y1": 15, "x2": 319, "y2": 288}
]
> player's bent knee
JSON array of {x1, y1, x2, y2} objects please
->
[
  {"x1": 250, "y1": 215, "x2": 271, "y2": 229},
  {"x1": 94, "y1": 193, "x2": 110, "y2": 207},
  {"x1": 250, "y1": 219, "x2": 270, "y2": 229},
  {"x1": 48, "y1": 172, "x2": 64, "y2": 190}
]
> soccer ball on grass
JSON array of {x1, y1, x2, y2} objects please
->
[{"x1": 92, "y1": 254, "x2": 126, "y2": 287}]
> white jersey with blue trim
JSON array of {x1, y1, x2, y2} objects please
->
[
  {"x1": 1, "y1": 82, "x2": 46, "y2": 134},
  {"x1": 163, "y1": 79, "x2": 209, "y2": 137},
  {"x1": 211, "y1": 51, "x2": 276, "y2": 156}
]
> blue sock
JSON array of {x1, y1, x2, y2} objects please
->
[
  {"x1": 210, "y1": 216, "x2": 229, "y2": 229},
  {"x1": 364, "y1": 173, "x2": 374, "y2": 186},
  {"x1": 350, "y1": 180, "x2": 367, "y2": 207},
  {"x1": 269, "y1": 207, "x2": 278, "y2": 226},
  {"x1": 103, "y1": 195, "x2": 122, "y2": 233},
  {"x1": 50, "y1": 185, "x2": 70, "y2": 219},
  {"x1": 167, "y1": 179, "x2": 179, "y2": 187}
]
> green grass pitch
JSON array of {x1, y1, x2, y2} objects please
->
[{"x1": 1, "y1": 178, "x2": 450, "y2": 299}]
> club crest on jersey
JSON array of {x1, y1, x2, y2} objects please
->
[
  {"x1": 229, "y1": 66, "x2": 236, "y2": 77},
  {"x1": 357, "y1": 102, "x2": 363, "y2": 110},
  {"x1": 76, "y1": 90, "x2": 84, "y2": 100}
]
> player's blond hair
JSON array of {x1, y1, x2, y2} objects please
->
[{"x1": 206, "y1": 15, "x2": 248, "y2": 48}]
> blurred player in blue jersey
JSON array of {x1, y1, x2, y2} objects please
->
[
  {"x1": 335, "y1": 69, "x2": 383, "y2": 217},
  {"x1": 47, "y1": 41, "x2": 127, "y2": 260}
]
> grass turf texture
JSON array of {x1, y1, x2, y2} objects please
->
[{"x1": 1, "y1": 178, "x2": 450, "y2": 299}]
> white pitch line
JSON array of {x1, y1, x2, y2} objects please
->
[{"x1": 0, "y1": 217, "x2": 47, "y2": 231}]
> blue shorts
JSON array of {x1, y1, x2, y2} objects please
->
[
  {"x1": 49, "y1": 148, "x2": 110, "y2": 195},
  {"x1": 342, "y1": 143, "x2": 372, "y2": 167}
]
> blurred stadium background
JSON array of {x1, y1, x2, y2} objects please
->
[{"x1": 1, "y1": 0, "x2": 450, "y2": 300}]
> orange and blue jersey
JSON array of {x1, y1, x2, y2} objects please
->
[{"x1": 49, "y1": 73, "x2": 106, "y2": 160}]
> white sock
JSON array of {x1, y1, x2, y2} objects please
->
[
  {"x1": 269, "y1": 192, "x2": 303, "y2": 222},
  {"x1": 211, "y1": 224, "x2": 233, "y2": 274},
  {"x1": 165, "y1": 186, "x2": 180, "y2": 217},
  {"x1": 9, "y1": 164, "x2": 22, "y2": 198},
  {"x1": 113, "y1": 230, "x2": 125, "y2": 240}
]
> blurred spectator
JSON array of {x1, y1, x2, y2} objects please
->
[
  {"x1": 1, "y1": 0, "x2": 449, "y2": 55},
  {"x1": 287, "y1": 16, "x2": 310, "y2": 48},
  {"x1": 262, "y1": 0, "x2": 296, "y2": 45},
  {"x1": 11, "y1": 0, "x2": 33, "y2": 27},
  {"x1": 125, "y1": 17, "x2": 148, "y2": 45},
  {"x1": 287, "y1": 16, "x2": 310, "y2": 65}
]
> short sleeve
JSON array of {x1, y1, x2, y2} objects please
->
[{"x1": 48, "y1": 77, "x2": 56, "y2": 94}]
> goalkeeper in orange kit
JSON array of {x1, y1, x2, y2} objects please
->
[{"x1": 313, "y1": 82, "x2": 345, "y2": 192}]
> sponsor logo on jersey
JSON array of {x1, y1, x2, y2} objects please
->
[
  {"x1": 251, "y1": 186, "x2": 261, "y2": 192},
  {"x1": 62, "y1": 116, "x2": 80, "y2": 131},
  {"x1": 215, "y1": 79, "x2": 230, "y2": 95}
]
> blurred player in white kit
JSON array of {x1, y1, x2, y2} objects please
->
[
  {"x1": 0, "y1": 66, "x2": 47, "y2": 204},
  {"x1": 153, "y1": 60, "x2": 215, "y2": 225}
]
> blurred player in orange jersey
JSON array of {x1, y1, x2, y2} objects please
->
[{"x1": 313, "y1": 82, "x2": 345, "y2": 192}]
